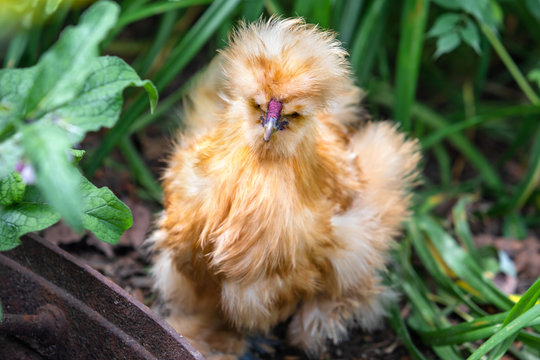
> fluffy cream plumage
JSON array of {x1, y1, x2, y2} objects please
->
[{"x1": 147, "y1": 18, "x2": 420, "y2": 359}]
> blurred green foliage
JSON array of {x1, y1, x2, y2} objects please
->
[{"x1": 1, "y1": 0, "x2": 539, "y2": 358}]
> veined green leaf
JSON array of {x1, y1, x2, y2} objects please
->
[
  {"x1": 427, "y1": 13, "x2": 461, "y2": 38},
  {"x1": 0, "y1": 1, "x2": 156, "y2": 240},
  {"x1": 79, "y1": 176, "x2": 132, "y2": 244},
  {"x1": 0, "y1": 172, "x2": 25, "y2": 206},
  {"x1": 39, "y1": 56, "x2": 158, "y2": 143},
  {"x1": 0, "y1": 186, "x2": 61, "y2": 251},
  {"x1": 26, "y1": 1, "x2": 120, "y2": 118}
]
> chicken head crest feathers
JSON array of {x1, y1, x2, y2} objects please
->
[{"x1": 147, "y1": 17, "x2": 420, "y2": 359}]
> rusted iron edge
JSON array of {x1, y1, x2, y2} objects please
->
[{"x1": 0, "y1": 234, "x2": 205, "y2": 360}]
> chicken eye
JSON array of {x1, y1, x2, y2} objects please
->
[
  {"x1": 250, "y1": 99, "x2": 262, "y2": 111},
  {"x1": 287, "y1": 112, "x2": 300, "y2": 119}
]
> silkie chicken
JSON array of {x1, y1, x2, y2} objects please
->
[{"x1": 148, "y1": 18, "x2": 420, "y2": 359}]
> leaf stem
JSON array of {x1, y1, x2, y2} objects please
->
[{"x1": 480, "y1": 23, "x2": 540, "y2": 105}]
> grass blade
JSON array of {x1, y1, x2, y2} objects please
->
[
  {"x1": 118, "y1": 137, "x2": 162, "y2": 203},
  {"x1": 489, "y1": 277, "x2": 540, "y2": 359},
  {"x1": 369, "y1": 83, "x2": 503, "y2": 190},
  {"x1": 467, "y1": 304, "x2": 540, "y2": 360},
  {"x1": 115, "y1": 0, "x2": 212, "y2": 30},
  {"x1": 506, "y1": 124, "x2": 540, "y2": 211},
  {"x1": 337, "y1": 0, "x2": 364, "y2": 46},
  {"x1": 350, "y1": 0, "x2": 390, "y2": 85},
  {"x1": 480, "y1": 23, "x2": 540, "y2": 105},
  {"x1": 418, "y1": 215, "x2": 514, "y2": 310},
  {"x1": 394, "y1": 0, "x2": 430, "y2": 132},
  {"x1": 4, "y1": 30, "x2": 30, "y2": 68},
  {"x1": 388, "y1": 300, "x2": 429, "y2": 360},
  {"x1": 452, "y1": 196, "x2": 482, "y2": 264},
  {"x1": 242, "y1": 0, "x2": 265, "y2": 21},
  {"x1": 421, "y1": 105, "x2": 540, "y2": 149},
  {"x1": 135, "y1": 10, "x2": 178, "y2": 77}
]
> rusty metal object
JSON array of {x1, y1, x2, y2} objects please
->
[{"x1": 0, "y1": 234, "x2": 204, "y2": 360}]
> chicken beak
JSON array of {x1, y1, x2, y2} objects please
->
[
  {"x1": 263, "y1": 99, "x2": 283, "y2": 142},
  {"x1": 263, "y1": 116, "x2": 278, "y2": 142}
]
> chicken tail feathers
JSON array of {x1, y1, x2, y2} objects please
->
[{"x1": 351, "y1": 122, "x2": 421, "y2": 230}]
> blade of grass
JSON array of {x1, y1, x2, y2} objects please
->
[
  {"x1": 264, "y1": 0, "x2": 285, "y2": 16},
  {"x1": 118, "y1": 137, "x2": 162, "y2": 203},
  {"x1": 129, "y1": 74, "x2": 197, "y2": 134},
  {"x1": 421, "y1": 105, "x2": 540, "y2": 149},
  {"x1": 337, "y1": 0, "x2": 364, "y2": 46},
  {"x1": 242, "y1": 0, "x2": 265, "y2": 21},
  {"x1": 489, "y1": 277, "x2": 540, "y2": 359},
  {"x1": 135, "y1": 10, "x2": 178, "y2": 77},
  {"x1": 394, "y1": 0, "x2": 430, "y2": 132},
  {"x1": 433, "y1": 143, "x2": 451, "y2": 187},
  {"x1": 452, "y1": 196, "x2": 482, "y2": 264},
  {"x1": 467, "y1": 304, "x2": 540, "y2": 360},
  {"x1": 293, "y1": 0, "x2": 313, "y2": 18},
  {"x1": 350, "y1": 0, "x2": 390, "y2": 85},
  {"x1": 416, "y1": 313, "x2": 540, "y2": 347},
  {"x1": 41, "y1": 0, "x2": 72, "y2": 55},
  {"x1": 115, "y1": 0, "x2": 212, "y2": 30},
  {"x1": 392, "y1": 243, "x2": 463, "y2": 358},
  {"x1": 310, "y1": 0, "x2": 331, "y2": 28},
  {"x1": 418, "y1": 215, "x2": 514, "y2": 310},
  {"x1": 84, "y1": 0, "x2": 241, "y2": 176},
  {"x1": 506, "y1": 124, "x2": 540, "y2": 211},
  {"x1": 480, "y1": 23, "x2": 540, "y2": 105},
  {"x1": 369, "y1": 83, "x2": 503, "y2": 190},
  {"x1": 408, "y1": 219, "x2": 487, "y2": 317},
  {"x1": 387, "y1": 300, "x2": 429, "y2": 360},
  {"x1": 4, "y1": 30, "x2": 30, "y2": 68}
]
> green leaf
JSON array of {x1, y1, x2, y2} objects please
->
[
  {"x1": 0, "y1": 66, "x2": 39, "y2": 129},
  {"x1": 71, "y1": 149, "x2": 85, "y2": 164},
  {"x1": 0, "y1": 134, "x2": 23, "y2": 178},
  {"x1": 0, "y1": 1, "x2": 156, "y2": 238},
  {"x1": 0, "y1": 186, "x2": 61, "y2": 251},
  {"x1": 20, "y1": 122, "x2": 83, "y2": 230},
  {"x1": 79, "y1": 176, "x2": 132, "y2": 244},
  {"x1": 460, "y1": 18, "x2": 481, "y2": 53},
  {"x1": 434, "y1": 31, "x2": 461, "y2": 58},
  {"x1": 0, "y1": 172, "x2": 25, "y2": 206},
  {"x1": 25, "y1": 1, "x2": 120, "y2": 118},
  {"x1": 39, "y1": 56, "x2": 158, "y2": 143},
  {"x1": 427, "y1": 13, "x2": 461, "y2": 38}
]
